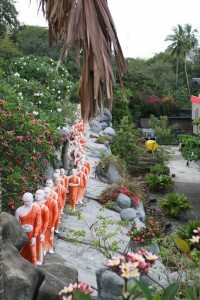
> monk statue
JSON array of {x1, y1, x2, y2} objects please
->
[
  {"x1": 76, "y1": 165, "x2": 87, "y2": 204},
  {"x1": 46, "y1": 178, "x2": 58, "y2": 201},
  {"x1": 34, "y1": 189, "x2": 49, "y2": 266},
  {"x1": 15, "y1": 192, "x2": 41, "y2": 266},
  {"x1": 52, "y1": 175, "x2": 66, "y2": 233},
  {"x1": 68, "y1": 168, "x2": 80, "y2": 211},
  {"x1": 54, "y1": 169, "x2": 65, "y2": 187},
  {"x1": 60, "y1": 168, "x2": 69, "y2": 190},
  {"x1": 43, "y1": 187, "x2": 58, "y2": 254}
]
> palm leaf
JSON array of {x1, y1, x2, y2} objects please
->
[{"x1": 38, "y1": 0, "x2": 128, "y2": 121}]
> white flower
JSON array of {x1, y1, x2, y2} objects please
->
[
  {"x1": 14, "y1": 72, "x2": 20, "y2": 77},
  {"x1": 57, "y1": 108, "x2": 62, "y2": 112},
  {"x1": 58, "y1": 90, "x2": 61, "y2": 94},
  {"x1": 34, "y1": 93, "x2": 40, "y2": 96},
  {"x1": 38, "y1": 101, "x2": 42, "y2": 104},
  {"x1": 18, "y1": 92, "x2": 23, "y2": 96},
  {"x1": 33, "y1": 111, "x2": 39, "y2": 116},
  {"x1": 190, "y1": 236, "x2": 200, "y2": 243}
]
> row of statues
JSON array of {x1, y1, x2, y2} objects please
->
[{"x1": 15, "y1": 115, "x2": 91, "y2": 266}]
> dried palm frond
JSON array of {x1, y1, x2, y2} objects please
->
[{"x1": 39, "y1": 0, "x2": 128, "y2": 122}]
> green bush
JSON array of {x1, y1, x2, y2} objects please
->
[
  {"x1": 111, "y1": 116, "x2": 144, "y2": 174},
  {"x1": 150, "y1": 163, "x2": 170, "y2": 176},
  {"x1": 144, "y1": 173, "x2": 173, "y2": 192},
  {"x1": 159, "y1": 193, "x2": 192, "y2": 219},
  {"x1": 95, "y1": 135, "x2": 110, "y2": 144}
]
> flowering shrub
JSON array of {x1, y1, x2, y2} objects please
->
[
  {"x1": 0, "y1": 99, "x2": 65, "y2": 212},
  {"x1": 127, "y1": 218, "x2": 162, "y2": 244},
  {"x1": 0, "y1": 55, "x2": 76, "y2": 127},
  {"x1": 59, "y1": 282, "x2": 94, "y2": 300},
  {"x1": 140, "y1": 94, "x2": 176, "y2": 118},
  {"x1": 99, "y1": 180, "x2": 143, "y2": 208},
  {"x1": 104, "y1": 249, "x2": 159, "y2": 278}
]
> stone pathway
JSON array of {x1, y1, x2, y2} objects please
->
[
  {"x1": 54, "y1": 125, "x2": 130, "y2": 293},
  {"x1": 167, "y1": 146, "x2": 200, "y2": 220}
]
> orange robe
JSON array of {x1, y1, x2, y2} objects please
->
[
  {"x1": 60, "y1": 177, "x2": 65, "y2": 187},
  {"x1": 44, "y1": 197, "x2": 58, "y2": 251},
  {"x1": 50, "y1": 189, "x2": 58, "y2": 201},
  {"x1": 54, "y1": 184, "x2": 66, "y2": 230},
  {"x1": 68, "y1": 175, "x2": 80, "y2": 209},
  {"x1": 82, "y1": 165, "x2": 89, "y2": 178},
  {"x1": 77, "y1": 171, "x2": 87, "y2": 203},
  {"x1": 36, "y1": 203, "x2": 49, "y2": 263},
  {"x1": 61, "y1": 175, "x2": 69, "y2": 189},
  {"x1": 84, "y1": 160, "x2": 91, "y2": 175},
  {"x1": 19, "y1": 205, "x2": 41, "y2": 266}
]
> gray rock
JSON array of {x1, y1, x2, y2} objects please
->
[
  {"x1": 2, "y1": 212, "x2": 27, "y2": 251},
  {"x1": 136, "y1": 201, "x2": 146, "y2": 223},
  {"x1": 100, "y1": 121, "x2": 109, "y2": 130},
  {"x1": 107, "y1": 164, "x2": 122, "y2": 183},
  {"x1": 117, "y1": 193, "x2": 131, "y2": 209},
  {"x1": 86, "y1": 140, "x2": 111, "y2": 158},
  {"x1": 103, "y1": 108, "x2": 112, "y2": 120},
  {"x1": 37, "y1": 264, "x2": 78, "y2": 300},
  {"x1": 133, "y1": 217, "x2": 146, "y2": 230},
  {"x1": 89, "y1": 120, "x2": 102, "y2": 133},
  {"x1": 103, "y1": 127, "x2": 116, "y2": 142},
  {"x1": 120, "y1": 208, "x2": 137, "y2": 221},
  {"x1": 96, "y1": 268, "x2": 124, "y2": 300},
  {"x1": 3, "y1": 244, "x2": 44, "y2": 300}
]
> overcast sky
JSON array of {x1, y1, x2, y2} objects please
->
[{"x1": 15, "y1": 0, "x2": 200, "y2": 59}]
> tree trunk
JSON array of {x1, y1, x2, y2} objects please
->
[
  {"x1": 175, "y1": 58, "x2": 179, "y2": 87},
  {"x1": 185, "y1": 58, "x2": 191, "y2": 95},
  {"x1": 0, "y1": 177, "x2": 4, "y2": 300}
]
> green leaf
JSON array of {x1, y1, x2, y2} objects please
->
[
  {"x1": 174, "y1": 237, "x2": 191, "y2": 257},
  {"x1": 134, "y1": 279, "x2": 153, "y2": 300},
  {"x1": 161, "y1": 283, "x2": 180, "y2": 300},
  {"x1": 185, "y1": 287, "x2": 197, "y2": 300},
  {"x1": 73, "y1": 290, "x2": 93, "y2": 300}
]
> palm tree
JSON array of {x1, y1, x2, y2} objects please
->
[
  {"x1": 38, "y1": 0, "x2": 128, "y2": 122},
  {"x1": 165, "y1": 24, "x2": 198, "y2": 95}
]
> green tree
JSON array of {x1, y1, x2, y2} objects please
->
[
  {"x1": 0, "y1": 35, "x2": 21, "y2": 69},
  {"x1": 0, "y1": 0, "x2": 19, "y2": 38},
  {"x1": 111, "y1": 116, "x2": 143, "y2": 174},
  {"x1": 165, "y1": 24, "x2": 198, "y2": 94}
]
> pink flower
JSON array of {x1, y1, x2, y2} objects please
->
[
  {"x1": 16, "y1": 136, "x2": 23, "y2": 141},
  {"x1": 0, "y1": 135, "x2": 3, "y2": 140},
  {"x1": 193, "y1": 227, "x2": 200, "y2": 235},
  {"x1": 8, "y1": 167, "x2": 14, "y2": 173},
  {"x1": 7, "y1": 131, "x2": 13, "y2": 135},
  {"x1": 2, "y1": 141, "x2": 8, "y2": 147}
]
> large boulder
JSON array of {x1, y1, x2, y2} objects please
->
[
  {"x1": 106, "y1": 164, "x2": 122, "y2": 183},
  {"x1": 117, "y1": 193, "x2": 131, "y2": 209},
  {"x1": 2, "y1": 212, "x2": 27, "y2": 251},
  {"x1": 120, "y1": 208, "x2": 137, "y2": 221},
  {"x1": 89, "y1": 120, "x2": 102, "y2": 133},
  {"x1": 37, "y1": 264, "x2": 78, "y2": 300},
  {"x1": 96, "y1": 268, "x2": 124, "y2": 300},
  {"x1": 3, "y1": 244, "x2": 44, "y2": 300},
  {"x1": 102, "y1": 127, "x2": 116, "y2": 142}
]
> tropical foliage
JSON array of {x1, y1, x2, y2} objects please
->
[
  {"x1": 144, "y1": 173, "x2": 173, "y2": 192},
  {"x1": 159, "y1": 193, "x2": 192, "y2": 219}
]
